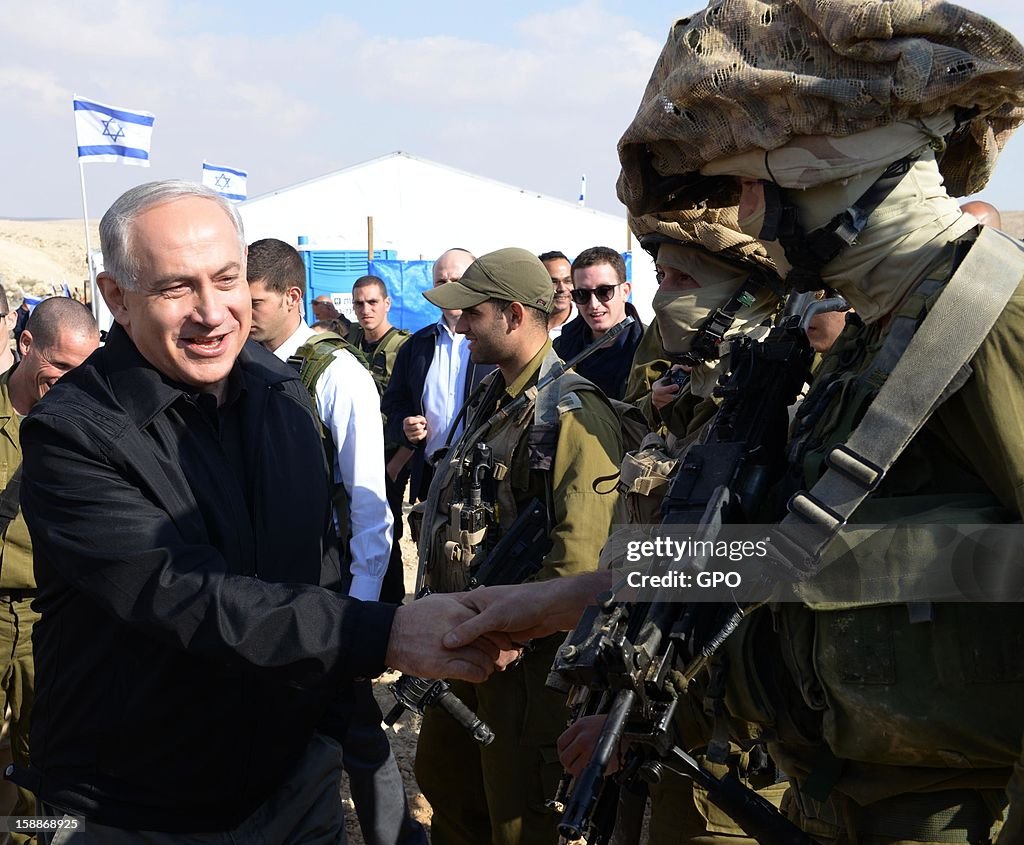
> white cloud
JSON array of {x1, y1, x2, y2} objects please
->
[
  {"x1": 0, "y1": 67, "x2": 68, "y2": 115},
  {"x1": 12, "y1": 0, "x2": 1021, "y2": 218},
  {"x1": 2, "y1": 0, "x2": 176, "y2": 59}
]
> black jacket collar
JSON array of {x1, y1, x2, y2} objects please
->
[{"x1": 100, "y1": 323, "x2": 296, "y2": 429}]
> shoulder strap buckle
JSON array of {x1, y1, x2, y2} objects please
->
[{"x1": 824, "y1": 444, "x2": 884, "y2": 493}]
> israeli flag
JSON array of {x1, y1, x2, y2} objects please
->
[
  {"x1": 202, "y1": 162, "x2": 248, "y2": 202},
  {"x1": 73, "y1": 96, "x2": 154, "y2": 165},
  {"x1": 578, "y1": 173, "x2": 586, "y2": 207}
]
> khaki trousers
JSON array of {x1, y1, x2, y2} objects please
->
[
  {"x1": 0, "y1": 596, "x2": 39, "y2": 845},
  {"x1": 415, "y1": 634, "x2": 567, "y2": 845}
]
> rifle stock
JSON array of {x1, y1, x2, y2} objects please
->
[{"x1": 385, "y1": 497, "x2": 553, "y2": 741}]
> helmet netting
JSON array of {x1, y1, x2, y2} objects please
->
[{"x1": 617, "y1": 0, "x2": 1024, "y2": 215}]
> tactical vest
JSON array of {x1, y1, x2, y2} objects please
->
[
  {"x1": 349, "y1": 325, "x2": 410, "y2": 395},
  {"x1": 617, "y1": 386, "x2": 720, "y2": 526},
  {"x1": 287, "y1": 332, "x2": 365, "y2": 563},
  {"x1": 726, "y1": 234, "x2": 1024, "y2": 817},
  {"x1": 417, "y1": 350, "x2": 614, "y2": 593}
]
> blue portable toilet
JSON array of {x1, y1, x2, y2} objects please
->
[{"x1": 299, "y1": 244, "x2": 396, "y2": 322}]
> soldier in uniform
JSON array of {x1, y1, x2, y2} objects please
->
[
  {"x1": 570, "y1": 220, "x2": 788, "y2": 845},
  {"x1": 0, "y1": 299, "x2": 98, "y2": 841},
  {"x1": 348, "y1": 275, "x2": 410, "y2": 396},
  {"x1": 348, "y1": 274, "x2": 413, "y2": 605},
  {"x1": 447, "y1": 2, "x2": 1024, "y2": 842},
  {"x1": 413, "y1": 248, "x2": 623, "y2": 845},
  {"x1": 623, "y1": 0, "x2": 1024, "y2": 841}
]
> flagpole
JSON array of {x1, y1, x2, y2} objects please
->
[{"x1": 77, "y1": 159, "x2": 97, "y2": 298}]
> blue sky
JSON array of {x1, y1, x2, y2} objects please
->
[{"x1": 3, "y1": 1, "x2": 1023, "y2": 219}]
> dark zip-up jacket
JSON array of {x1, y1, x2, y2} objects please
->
[
  {"x1": 553, "y1": 302, "x2": 644, "y2": 401},
  {"x1": 380, "y1": 321, "x2": 494, "y2": 502},
  {"x1": 18, "y1": 324, "x2": 396, "y2": 831}
]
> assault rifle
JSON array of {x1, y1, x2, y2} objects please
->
[
  {"x1": 549, "y1": 316, "x2": 820, "y2": 845},
  {"x1": 384, "y1": 496, "x2": 552, "y2": 743}
]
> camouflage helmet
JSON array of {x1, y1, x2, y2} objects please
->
[{"x1": 617, "y1": 0, "x2": 1024, "y2": 215}]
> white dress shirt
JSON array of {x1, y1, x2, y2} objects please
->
[
  {"x1": 422, "y1": 319, "x2": 470, "y2": 458},
  {"x1": 273, "y1": 322, "x2": 393, "y2": 601},
  {"x1": 548, "y1": 303, "x2": 578, "y2": 341}
]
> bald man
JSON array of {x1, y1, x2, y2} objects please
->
[{"x1": 960, "y1": 200, "x2": 1003, "y2": 229}]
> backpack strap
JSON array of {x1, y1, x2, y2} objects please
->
[
  {"x1": 376, "y1": 326, "x2": 409, "y2": 357},
  {"x1": 288, "y1": 331, "x2": 367, "y2": 397},
  {"x1": 531, "y1": 349, "x2": 596, "y2": 470},
  {"x1": 774, "y1": 227, "x2": 1024, "y2": 578},
  {"x1": 364, "y1": 327, "x2": 409, "y2": 394},
  {"x1": 287, "y1": 332, "x2": 362, "y2": 562}
]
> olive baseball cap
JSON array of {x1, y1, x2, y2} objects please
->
[{"x1": 423, "y1": 247, "x2": 555, "y2": 314}]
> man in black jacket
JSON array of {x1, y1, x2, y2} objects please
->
[
  {"x1": 16, "y1": 181, "x2": 509, "y2": 842},
  {"x1": 553, "y1": 246, "x2": 643, "y2": 400},
  {"x1": 381, "y1": 248, "x2": 494, "y2": 509}
]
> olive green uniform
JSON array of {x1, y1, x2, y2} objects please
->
[
  {"x1": 726, "y1": 266, "x2": 1024, "y2": 843},
  {"x1": 415, "y1": 341, "x2": 622, "y2": 845},
  {"x1": 347, "y1": 324, "x2": 410, "y2": 398},
  {"x1": 623, "y1": 321, "x2": 708, "y2": 437},
  {"x1": 0, "y1": 371, "x2": 39, "y2": 837},
  {"x1": 619, "y1": 326, "x2": 784, "y2": 845}
]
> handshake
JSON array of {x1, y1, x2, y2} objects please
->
[{"x1": 383, "y1": 570, "x2": 613, "y2": 682}]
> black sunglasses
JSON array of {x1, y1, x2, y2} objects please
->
[{"x1": 569, "y1": 283, "x2": 621, "y2": 305}]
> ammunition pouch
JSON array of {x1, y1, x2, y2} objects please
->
[{"x1": 617, "y1": 437, "x2": 678, "y2": 525}]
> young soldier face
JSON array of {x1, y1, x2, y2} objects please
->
[
  {"x1": 352, "y1": 284, "x2": 391, "y2": 334},
  {"x1": 455, "y1": 300, "x2": 516, "y2": 366}
]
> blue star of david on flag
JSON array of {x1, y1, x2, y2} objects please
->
[
  {"x1": 101, "y1": 118, "x2": 125, "y2": 144},
  {"x1": 74, "y1": 96, "x2": 154, "y2": 165},
  {"x1": 202, "y1": 162, "x2": 248, "y2": 202}
]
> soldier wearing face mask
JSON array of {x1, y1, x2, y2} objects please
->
[
  {"x1": 624, "y1": 223, "x2": 780, "y2": 444},
  {"x1": 419, "y1": 4, "x2": 1024, "y2": 842},
  {"x1": 613, "y1": 1, "x2": 1024, "y2": 842},
  {"x1": 601, "y1": 220, "x2": 791, "y2": 845}
]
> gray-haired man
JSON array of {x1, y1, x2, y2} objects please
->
[{"x1": 15, "y1": 180, "x2": 511, "y2": 843}]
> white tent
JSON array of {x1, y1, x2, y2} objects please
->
[{"x1": 239, "y1": 151, "x2": 657, "y2": 322}]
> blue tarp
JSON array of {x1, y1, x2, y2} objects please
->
[
  {"x1": 368, "y1": 259, "x2": 440, "y2": 333},
  {"x1": 371, "y1": 252, "x2": 634, "y2": 334}
]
